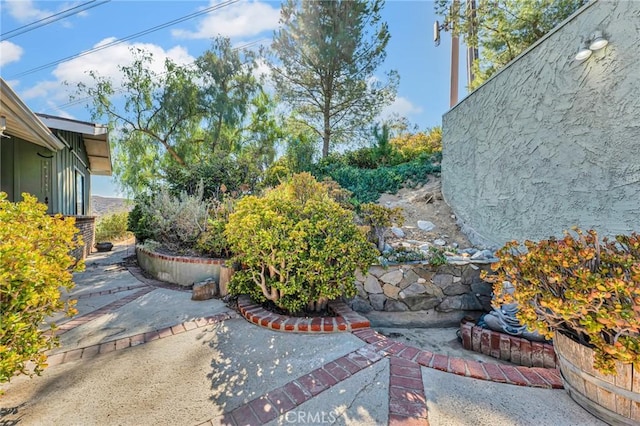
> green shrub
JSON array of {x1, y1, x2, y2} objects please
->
[
  {"x1": 484, "y1": 229, "x2": 640, "y2": 374},
  {"x1": 95, "y1": 211, "x2": 131, "y2": 243},
  {"x1": 226, "y1": 173, "x2": 377, "y2": 313},
  {"x1": 360, "y1": 203, "x2": 404, "y2": 252},
  {"x1": 390, "y1": 127, "x2": 442, "y2": 161},
  {"x1": 195, "y1": 197, "x2": 235, "y2": 258},
  {"x1": 0, "y1": 193, "x2": 83, "y2": 385},
  {"x1": 128, "y1": 195, "x2": 154, "y2": 243}
]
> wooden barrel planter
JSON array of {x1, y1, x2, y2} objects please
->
[{"x1": 554, "y1": 331, "x2": 640, "y2": 425}]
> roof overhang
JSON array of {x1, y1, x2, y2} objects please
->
[
  {"x1": 36, "y1": 114, "x2": 112, "y2": 176},
  {"x1": 0, "y1": 77, "x2": 65, "y2": 151}
]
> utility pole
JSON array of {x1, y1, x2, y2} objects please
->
[
  {"x1": 466, "y1": 0, "x2": 479, "y2": 87},
  {"x1": 449, "y1": 0, "x2": 460, "y2": 107}
]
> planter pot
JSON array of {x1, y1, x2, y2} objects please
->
[
  {"x1": 95, "y1": 242, "x2": 114, "y2": 252},
  {"x1": 554, "y1": 331, "x2": 640, "y2": 425}
]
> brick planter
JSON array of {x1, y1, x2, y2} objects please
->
[{"x1": 460, "y1": 321, "x2": 557, "y2": 368}]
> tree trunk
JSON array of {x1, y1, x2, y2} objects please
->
[{"x1": 323, "y1": 98, "x2": 331, "y2": 157}]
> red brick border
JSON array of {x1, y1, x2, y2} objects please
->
[
  {"x1": 46, "y1": 312, "x2": 237, "y2": 367},
  {"x1": 74, "y1": 284, "x2": 148, "y2": 300},
  {"x1": 236, "y1": 295, "x2": 370, "y2": 333},
  {"x1": 136, "y1": 245, "x2": 226, "y2": 265},
  {"x1": 459, "y1": 322, "x2": 558, "y2": 368},
  {"x1": 352, "y1": 328, "x2": 563, "y2": 389}
]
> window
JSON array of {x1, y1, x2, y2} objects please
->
[{"x1": 75, "y1": 170, "x2": 84, "y2": 215}]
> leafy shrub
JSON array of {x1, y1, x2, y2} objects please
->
[
  {"x1": 484, "y1": 229, "x2": 640, "y2": 374},
  {"x1": 312, "y1": 155, "x2": 440, "y2": 203},
  {"x1": 137, "y1": 185, "x2": 212, "y2": 254},
  {"x1": 128, "y1": 194, "x2": 154, "y2": 243},
  {"x1": 0, "y1": 193, "x2": 83, "y2": 385},
  {"x1": 359, "y1": 203, "x2": 404, "y2": 252},
  {"x1": 263, "y1": 158, "x2": 292, "y2": 188},
  {"x1": 95, "y1": 211, "x2": 131, "y2": 243},
  {"x1": 226, "y1": 173, "x2": 377, "y2": 314},
  {"x1": 390, "y1": 127, "x2": 442, "y2": 161},
  {"x1": 195, "y1": 197, "x2": 235, "y2": 258}
]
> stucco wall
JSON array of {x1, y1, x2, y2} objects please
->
[{"x1": 442, "y1": 0, "x2": 640, "y2": 247}]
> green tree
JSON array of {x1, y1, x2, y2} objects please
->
[
  {"x1": 269, "y1": 0, "x2": 399, "y2": 158},
  {"x1": 436, "y1": 0, "x2": 587, "y2": 89}
]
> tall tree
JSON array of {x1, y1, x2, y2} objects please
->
[
  {"x1": 436, "y1": 0, "x2": 587, "y2": 89},
  {"x1": 77, "y1": 37, "x2": 262, "y2": 195},
  {"x1": 269, "y1": 0, "x2": 398, "y2": 158}
]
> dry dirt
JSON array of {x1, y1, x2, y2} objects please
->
[{"x1": 377, "y1": 175, "x2": 472, "y2": 249}]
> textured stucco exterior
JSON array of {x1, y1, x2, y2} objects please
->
[{"x1": 442, "y1": 0, "x2": 640, "y2": 247}]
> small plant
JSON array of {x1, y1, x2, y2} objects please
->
[
  {"x1": 428, "y1": 247, "x2": 448, "y2": 267},
  {"x1": 95, "y1": 211, "x2": 131, "y2": 243},
  {"x1": 484, "y1": 228, "x2": 640, "y2": 374},
  {"x1": 359, "y1": 203, "x2": 404, "y2": 252},
  {"x1": 195, "y1": 196, "x2": 236, "y2": 258},
  {"x1": 0, "y1": 193, "x2": 83, "y2": 385},
  {"x1": 226, "y1": 173, "x2": 377, "y2": 314}
]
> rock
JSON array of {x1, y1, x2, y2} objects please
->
[
  {"x1": 471, "y1": 250, "x2": 485, "y2": 260},
  {"x1": 417, "y1": 220, "x2": 435, "y2": 231},
  {"x1": 471, "y1": 282, "x2": 493, "y2": 296},
  {"x1": 391, "y1": 227, "x2": 405, "y2": 238},
  {"x1": 192, "y1": 278, "x2": 217, "y2": 301},
  {"x1": 399, "y1": 282, "x2": 428, "y2": 298},
  {"x1": 355, "y1": 282, "x2": 368, "y2": 298},
  {"x1": 404, "y1": 296, "x2": 442, "y2": 311},
  {"x1": 350, "y1": 296, "x2": 373, "y2": 313},
  {"x1": 461, "y1": 294, "x2": 484, "y2": 310},
  {"x1": 383, "y1": 284, "x2": 401, "y2": 299},
  {"x1": 436, "y1": 296, "x2": 462, "y2": 312},
  {"x1": 442, "y1": 282, "x2": 470, "y2": 296},
  {"x1": 453, "y1": 276, "x2": 462, "y2": 283},
  {"x1": 432, "y1": 274, "x2": 453, "y2": 288},
  {"x1": 384, "y1": 300, "x2": 409, "y2": 312},
  {"x1": 369, "y1": 294, "x2": 387, "y2": 311},
  {"x1": 355, "y1": 269, "x2": 367, "y2": 282},
  {"x1": 417, "y1": 278, "x2": 426, "y2": 284},
  {"x1": 363, "y1": 274, "x2": 383, "y2": 294},
  {"x1": 452, "y1": 242, "x2": 459, "y2": 248},
  {"x1": 397, "y1": 269, "x2": 420, "y2": 289},
  {"x1": 379, "y1": 269, "x2": 403, "y2": 285},
  {"x1": 383, "y1": 243, "x2": 393, "y2": 253},
  {"x1": 414, "y1": 268, "x2": 435, "y2": 282},
  {"x1": 369, "y1": 266, "x2": 387, "y2": 278},
  {"x1": 419, "y1": 244, "x2": 431, "y2": 251},
  {"x1": 433, "y1": 239, "x2": 446, "y2": 246}
]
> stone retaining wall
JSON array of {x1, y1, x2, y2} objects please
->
[{"x1": 348, "y1": 261, "x2": 493, "y2": 321}]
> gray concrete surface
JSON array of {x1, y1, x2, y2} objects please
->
[{"x1": 0, "y1": 242, "x2": 605, "y2": 425}]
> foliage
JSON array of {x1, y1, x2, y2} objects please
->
[
  {"x1": 77, "y1": 36, "x2": 265, "y2": 196},
  {"x1": 484, "y1": 229, "x2": 640, "y2": 374},
  {"x1": 390, "y1": 126, "x2": 442, "y2": 160},
  {"x1": 269, "y1": 0, "x2": 399, "y2": 157},
  {"x1": 225, "y1": 173, "x2": 377, "y2": 313},
  {"x1": 95, "y1": 211, "x2": 131, "y2": 243},
  {"x1": 0, "y1": 193, "x2": 83, "y2": 385},
  {"x1": 127, "y1": 195, "x2": 154, "y2": 243},
  {"x1": 164, "y1": 156, "x2": 261, "y2": 201},
  {"x1": 428, "y1": 247, "x2": 448, "y2": 267},
  {"x1": 360, "y1": 203, "x2": 404, "y2": 252},
  {"x1": 195, "y1": 197, "x2": 235, "y2": 259},
  {"x1": 313, "y1": 154, "x2": 440, "y2": 204},
  {"x1": 136, "y1": 185, "x2": 212, "y2": 255},
  {"x1": 436, "y1": 0, "x2": 587, "y2": 89}
]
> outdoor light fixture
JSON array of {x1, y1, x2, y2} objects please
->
[
  {"x1": 589, "y1": 31, "x2": 609, "y2": 51},
  {"x1": 575, "y1": 30, "x2": 609, "y2": 61},
  {"x1": 0, "y1": 116, "x2": 8, "y2": 139},
  {"x1": 575, "y1": 42, "x2": 592, "y2": 61}
]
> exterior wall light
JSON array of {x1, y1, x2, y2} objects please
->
[
  {"x1": 589, "y1": 31, "x2": 608, "y2": 51},
  {"x1": 575, "y1": 30, "x2": 609, "y2": 61}
]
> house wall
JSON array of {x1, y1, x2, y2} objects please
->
[
  {"x1": 441, "y1": 0, "x2": 640, "y2": 247},
  {"x1": 52, "y1": 130, "x2": 91, "y2": 216}
]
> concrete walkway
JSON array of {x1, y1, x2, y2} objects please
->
[{"x1": 0, "y1": 243, "x2": 604, "y2": 425}]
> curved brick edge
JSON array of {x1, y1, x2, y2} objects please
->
[
  {"x1": 237, "y1": 295, "x2": 370, "y2": 333},
  {"x1": 136, "y1": 245, "x2": 226, "y2": 265},
  {"x1": 460, "y1": 321, "x2": 558, "y2": 369},
  {"x1": 352, "y1": 328, "x2": 563, "y2": 390},
  {"x1": 46, "y1": 312, "x2": 237, "y2": 367}
]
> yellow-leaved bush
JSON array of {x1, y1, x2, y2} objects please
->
[
  {"x1": 225, "y1": 173, "x2": 377, "y2": 314},
  {"x1": 483, "y1": 229, "x2": 640, "y2": 374},
  {"x1": 0, "y1": 193, "x2": 83, "y2": 385}
]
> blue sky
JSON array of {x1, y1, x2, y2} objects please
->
[{"x1": 0, "y1": 0, "x2": 469, "y2": 197}]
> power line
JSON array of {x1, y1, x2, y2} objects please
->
[
  {"x1": 8, "y1": 0, "x2": 241, "y2": 79},
  {"x1": 0, "y1": 1, "x2": 111, "y2": 41},
  {"x1": 46, "y1": 38, "x2": 269, "y2": 113}
]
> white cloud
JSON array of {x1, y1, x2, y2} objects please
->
[
  {"x1": 172, "y1": 0, "x2": 280, "y2": 39},
  {"x1": 0, "y1": 41, "x2": 24, "y2": 66},
  {"x1": 21, "y1": 39, "x2": 195, "y2": 106},
  {"x1": 381, "y1": 96, "x2": 424, "y2": 119},
  {"x1": 4, "y1": 0, "x2": 51, "y2": 22}
]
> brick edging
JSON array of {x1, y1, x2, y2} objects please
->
[
  {"x1": 46, "y1": 312, "x2": 237, "y2": 367},
  {"x1": 236, "y1": 295, "x2": 370, "y2": 333},
  {"x1": 352, "y1": 328, "x2": 563, "y2": 389},
  {"x1": 73, "y1": 284, "x2": 148, "y2": 300},
  {"x1": 460, "y1": 322, "x2": 558, "y2": 368},
  {"x1": 136, "y1": 245, "x2": 226, "y2": 265}
]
